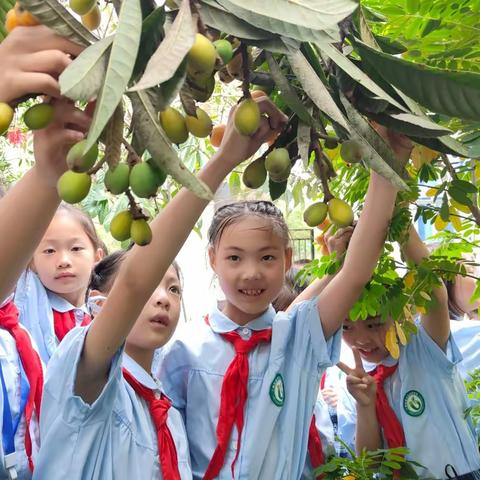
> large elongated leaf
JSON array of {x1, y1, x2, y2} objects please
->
[
  {"x1": 148, "y1": 59, "x2": 188, "y2": 112},
  {"x1": 129, "y1": 91, "x2": 213, "y2": 200},
  {"x1": 198, "y1": 2, "x2": 274, "y2": 40},
  {"x1": 216, "y1": 0, "x2": 357, "y2": 32},
  {"x1": 287, "y1": 50, "x2": 350, "y2": 132},
  {"x1": 340, "y1": 94, "x2": 408, "y2": 190},
  {"x1": 18, "y1": 0, "x2": 96, "y2": 45},
  {"x1": 355, "y1": 39, "x2": 480, "y2": 122},
  {"x1": 83, "y1": 0, "x2": 142, "y2": 154},
  {"x1": 367, "y1": 112, "x2": 451, "y2": 138},
  {"x1": 60, "y1": 36, "x2": 113, "y2": 101},
  {"x1": 265, "y1": 53, "x2": 315, "y2": 127},
  {"x1": 129, "y1": 0, "x2": 195, "y2": 91},
  {"x1": 215, "y1": 0, "x2": 339, "y2": 44},
  {"x1": 317, "y1": 42, "x2": 407, "y2": 112}
]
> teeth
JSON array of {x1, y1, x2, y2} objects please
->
[{"x1": 241, "y1": 289, "x2": 263, "y2": 296}]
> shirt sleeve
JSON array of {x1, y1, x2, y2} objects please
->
[
  {"x1": 405, "y1": 325, "x2": 462, "y2": 375},
  {"x1": 286, "y1": 297, "x2": 342, "y2": 370},
  {"x1": 41, "y1": 325, "x2": 124, "y2": 431}
]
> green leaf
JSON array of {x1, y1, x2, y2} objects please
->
[
  {"x1": 215, "y1": 0, "x2": 357, "y2": 32},
  {"x1": 129, "y1": 0, "x2": 196, "y2": 91},
  {"x1": 18, "y1": 0, "x2": 96, "y2": 46},
  {"x1": 60, "y1": 36, "x2": 113, "y2": 102},
  {"x1": 214, "y1": 0, "x2": 345, "y2": 44},
  {"x1": 83, "y1": 0, "x2": 142, "y2": 154},
  {"x1": 265, "y1": 53, "x2": 315, "y2": 126},
  {"x1": 439, "y1": 194, "x2": 450, "y2": 221},
  {"x1": 297, "y1": 120, "x2": 311, "y2": 167},
  {"x1": 410, "y1": 135, "x2": 469, "y2": 157},
  {"x1": 148, "y1": 60, "x2": 188, "y2": 112},
  {"x1": 355, "y1": 39, "x2": 480, "y2": 121},
  {"x1": 228, "y1": 171, "x2": 241, "y2": 194},
  {"x1": 318, "y1": 42, "x2": 408, "y2": 112},
  {"x1": 129, "y1": 90, "x2": 212, "y2": 200},
  {"x1": 367, "y1": 112, "x2": 451, "y2": 138},
  {"x1": 198, "y1": 2, "x2": 274, "y2": 40},
  {"x1": 287, "y1": 50, "x2": 350, "y2": 131},
  {"x1": 269, "y1": 177, "x2": 287, "y2": 201},
  {"x1": 340, "y1": 94, "x2": 408, "y2": 190}
]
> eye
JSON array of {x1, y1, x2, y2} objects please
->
[
  {"x1": 262, "y1": 255, "x2": 275, "y2": 261},
  {"x1": 342, "y1": 324, "x2": 351, "y2": 331},
  {"x1": 72, "y1": 246, "x2": 85, "y2": 252},
  {"x1": 368, "y1": 323, "x2": 382, "y2": 329},
  {"x1": 169, "y1": 285, "x2": 182, "y2": 295},
  {"x1": 43, "y1": 248, "x2": 55, "y2": 255},
  {"x1": 227, "y1": 255, "x2": 240, "y2": 262}
]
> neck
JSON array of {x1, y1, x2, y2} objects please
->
[
  {"x1": 125, "y1": 343, "x2": 155, "y2": 373},
  {"x1": 59, "y1": 289, "x2": 86, "y2": 308},
  {"x1": 221, "y1": 301, "x2": 269, "y2": 326}
]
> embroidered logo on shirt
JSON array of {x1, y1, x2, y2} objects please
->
[
  {"x1": 269, "y1": 373, "x2": 284, "y2": 407},
  {"x1": 403, "y1": 390, "x2": 425, "y2": 417}
]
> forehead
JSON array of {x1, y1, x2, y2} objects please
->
[
  {"x1": 164, "y1": 264, "x2": 180, "y2": 282},
  {"x1": 41, "y1": 211, "x2": 89, "y2": 240},
  {"x1": 218, "y1": 216, "x2": 284, "y2": 249}
]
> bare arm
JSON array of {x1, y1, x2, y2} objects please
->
[
  {"x1": 338, "y1": 349, "x2": 381, "y2": 453},
  {"x1": 287, "y1": 226, "x2": 353, "y2": 311},
  {"x1": 0, "y1": 100, "x2": 89, "y2": 300},
  {"x1": 402, "y1": 225, "x2": 450, "y2": 349},
  {"x1": 0, "y1": 27, "x2": 84, "y2": 300},
  {"x1": 75, "y1": 98, "x2": 288, "y2": 400},
  {"x1": 318, "y1": 130, "x2": 412, "y2": 339}
]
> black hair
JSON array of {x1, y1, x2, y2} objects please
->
[
  {"x1": 272, "y1": 264, "x2": 311, "y2": 312},
  {"x1": 208, "y1": 200, "x2": 290, "y2": 248},
  {"x1": 89, "y1": 249, "x2": 182, "y2": 295}
]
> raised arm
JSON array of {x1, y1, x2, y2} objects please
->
[
  {"x1": 401, "y1": 225, "x2": 449, "y2": 349},
  {"x1": 76, "y1": 98, "x2": 288, "y2": 396},
  {"x1": 0, "y1": 26, "x2": 84, "y2": 300},
  {"x1": 318, "y1": 130, "x2": 413, "y2": 338},
  {"x1": 287, "y1": 226, "x2": 353, "y2": 311}
]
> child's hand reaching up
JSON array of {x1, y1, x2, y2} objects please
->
[
  {"x1": 33, "y1": 98, "x2": 91, "y2": 187},
  {"x1": 338, "y1": 348, "x2": 376, "y2": 408},
  {"x1": 216, "y1": 96, "x2": 288, "y2": 169}
]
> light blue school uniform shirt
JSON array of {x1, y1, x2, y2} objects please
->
[
  {"x1": 34, "y1": 326, "x2": 192, "y2": 480},
  {"x1": 301, "y1": 394, "x2": 336, "y2": 480},
  {"x1": 159, "y1": 298, "x2": 341, "y2": 480},
  {"x1": 0, "y1": 325, "x2": 42, "y2": 480},
  {"x1": 338, "y1": 326, "x2": 480, "y2": 479},
  {"x1": 450, "y1": 319, "x2": 480, "y2": 380},
  {"x1": 14, "y1": 270, "x2": 89, "y2": 364}
]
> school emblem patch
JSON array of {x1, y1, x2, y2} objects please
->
[
  {"x1": 269, "y1": 374, "x2": 285, "y2": 407},
  {"x1": 403, "y1": 390, "x2": 425, "y2": 417}
]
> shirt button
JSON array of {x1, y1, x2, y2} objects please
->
[{"x1": 241, "y1": 328, "x2": 251, "y2": 339}]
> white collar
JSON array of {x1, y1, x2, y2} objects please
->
[
  {"x1": 122, "y1": 353, "x2": 160, "y2": 391},
  {"x1": 47, "y1": 290, "x2": 89, "y2": 314}
]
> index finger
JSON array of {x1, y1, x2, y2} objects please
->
[
  {"x1": 352, "y1": 348, "x2": 366, "y2": 373},
  {"x1": 254, "y1": 96, "x2": 288, "y2": 130},
  {"x1": 337, "y1": 361, "x2": 352, "y2": 376}
]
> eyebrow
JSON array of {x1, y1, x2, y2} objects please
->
[
  {"x1": 224, "y1": 246, "x2": 281, "y2": 252},
  {"x1": 40, "y1": 237, "x2": 88, "y2": 244}
]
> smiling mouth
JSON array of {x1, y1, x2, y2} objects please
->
[
  {"x1": 358, "y1": 347, "x2": 379, "y2": 357},
  {"x1": 239, "y1": 289, "x2": 265, "y2": 297}
]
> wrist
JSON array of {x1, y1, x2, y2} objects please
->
[
  {"x1": 356, "y1": 401, "x2": 376, "y2": 412},
  {"x1": 30, "y1": 164, "x2": 61, "y2": 191},
  {"x1": 197, "y1": 154, "x2": 235, "y2": 193}
]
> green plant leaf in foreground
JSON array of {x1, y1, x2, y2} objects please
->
[
  {"x1": 355, "y1": 39, "x2": 480, "y2": 121},
  {"x1": 18, "y1": 0, "x2": 96, "y2": 46},
  {"x1": 129, "y1": 0, "x2": 196, "y2": 91},
  {"x1": 60, "y1": 36, "x2": 113, "y2": 102},
  {"x1": 83, "y1": 0, "x2": 142, "y2": 154},
  {"x1": 129, "y1": 90, "x2": 213, "y2": 200}
]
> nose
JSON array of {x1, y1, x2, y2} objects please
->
[
  {"x1": 153, "y1": 286, "x2": 170, "y2": 309},
  {"x1": 240, "y1": 261, "x2": 262, "y2": 281},
  {"x1": 57, "y1": 251, "x2": 72, "y2": 268}
]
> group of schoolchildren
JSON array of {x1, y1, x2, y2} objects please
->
[{"x1": 0, "y1": 24, "x2": 479, "y2": 480}]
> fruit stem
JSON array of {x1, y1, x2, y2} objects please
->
[
  {"x1": 122, "y1": 137, "x2": 142, "y2": 166},
  {"x1": 240, "y1": 43, "x2": 251, "y2": 100},
  {"x1": 87, "y1": 155, "x2": 108, "y2": 176},
  {"x1": 312, "y1": 139, "x2": 334, "y2": 203},
  {"x1": 126, "y1": 189, "x2": 148, "y2": 220},
  {"x1": 190, "y1": 1, "x2": 207, "y2": 35}
]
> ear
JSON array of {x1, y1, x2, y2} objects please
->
[
  {"x1": 284, "y1": 247, "x2": 293, "y2": 272},
  {"x1": 208, "y1": 246, "x2": 217, "y2": 273},
  {"x1": 94, "y1": 248, "x2": 104, "y2": 263}
]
